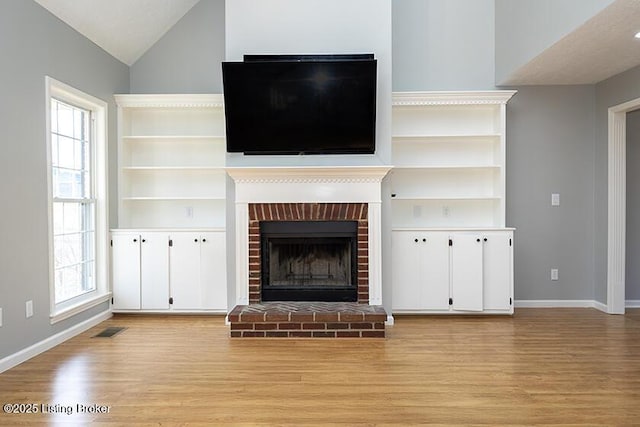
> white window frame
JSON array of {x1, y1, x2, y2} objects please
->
[{"x1": 45, "y1": 76, "x2": 110, "y2": 324}]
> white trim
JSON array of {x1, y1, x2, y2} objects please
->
[
  {"x1": 515, "y1": 300, "x2": 605, "y2": 309},
  {"x1": 392, "y1": 90, "x2": 516, "y2": 106},
  {"x1": 45, "y1": 76, "x2": 110, "y2": 322},
  {"x1": 607, "y1": 97, "x2": 640, "y2": 315},
  {"x1": 0, "y1": 310, "x2": 112, "y2": 374},
  {"x1": 114, "y1": 93, "x2": 223, "y2": 108},
  {"x1": 626, "y1": 300, "x2": 640, "y2": 308},
  {"x1": 385, "y1": 315, "x2": 395, "y2": 326},
  {"x1": 50, "y1": 293, "x2": 112, "y2": 324}
]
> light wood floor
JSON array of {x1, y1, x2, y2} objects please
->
[{"x1": 1, "y1": 308, "x2": 639, "y2": 426}]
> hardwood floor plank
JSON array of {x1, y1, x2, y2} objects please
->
[{"x1": 1, "y1": 309, "x2": 639, "y2": 425}]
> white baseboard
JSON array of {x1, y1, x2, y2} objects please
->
[
  {"x1": 515, "y1": 300, "x2": 598, "y2": 308},
  {"x1": 385, "y1": 314, "x2": 395, "y2": 326},
  {"x1": 515, "y1": 299, "x2": 638, "y2": 312},
  {"x1": 0, "y1": 309, "x2": 112, "y2": 374}
]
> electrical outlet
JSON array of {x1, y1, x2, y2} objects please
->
[
  {"x1": 186, "y1": 206, "x2": 193, "y2": 218},
  {"x1": 26, "y1": 300, "x2": 33, "y2": 318},
  {"x1": 551, "y1": 193, "x2": 560, "y2": 206},
  {"x1": 0, "y1": 307, "x2": 3, "y2": 327},
  {"x1": 442, "y1": 206, "x2": 450, "y2": 217},
  {"x1": 551, "y1": 269, "x2": 559, "y2": 281}
]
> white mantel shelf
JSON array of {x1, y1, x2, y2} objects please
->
[{"x1": 225, "y1": 165, "x2": 392, "y2": 183}]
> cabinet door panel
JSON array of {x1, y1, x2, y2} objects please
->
[
  {"x1": 483, "y1": 232, "x2": 513, "y2": 311},
  {"x1": 200, "y1": 232, "x2": 227, "y2": 310},
  {"x1": 111, "y1": 233, "x2": 141, "y2": 310},
  {"x1": 169, "y1": 233, "x2": 201, "y2": 310},
  {"x1": 451, "y1": 234, "x2": 483, "y2": 312},
  {"x1": 392, "y1": 232, "x2": 423, "y2": 310},
  {"x1": 140, "y1": 232, "x2": 169, "y2": 310},
  {"x1": 420, "y1": 232, "x2": 450, "y2": 310}
]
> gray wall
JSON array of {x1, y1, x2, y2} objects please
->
[
  {"x1": 627, "y1": 109, "x2": 640, "y2": 301},
  {"x1": 495, "y1": 0, "x2": 614, "y2": 85},
  {"x1": 392, "y1": 0, "x2": 495, "y2": 91},
  {"x1": 594, "y1": 64, "x2": 640, "y2": 304},
  {"x1": 130, "y1": 0, "x2": 225, "y2": 94},
  {"x1": 0, "y1": 0, "x2": 128, "y2": 359},
  {"x1": 506, "y1": 86, "x2": 596, "y2": 301}
]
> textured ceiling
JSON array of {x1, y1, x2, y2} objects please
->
[
  {"x1": 33, "y1": 0, "x2": 200, "y2": 65},
  {"x1": 503, "y1": 0, "x2": 640, "y2": 85}
]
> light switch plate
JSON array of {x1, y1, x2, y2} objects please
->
[
  {"x1": 26, "y1": 300, "x2": 33, "y2": 318},
  {"x1": 551, "y1": 193, "x2": 560, "y2": 206},
  {"x1": 551, "y1": 269, "x2": 559, "y2": 281}
]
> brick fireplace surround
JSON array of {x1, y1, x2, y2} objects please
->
[
  {"x1": 226, "y1": 166, "x2": 392, "y2": 338},
  {"x1": 247, "y1": 202, "x2": 369, "y2": 304}
]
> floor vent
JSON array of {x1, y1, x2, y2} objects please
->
[{"x1": 92, "y1": 327, "x2": 126, "y2": 338}]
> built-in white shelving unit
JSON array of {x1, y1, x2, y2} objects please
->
[
  {"x1": 115, "y1": 94, "x2": 226, "y2": 229},
  {"x1": 391, "y1": 91, "x2": 516, "y2": 315},
  {"x1": 391, "y1": 91, "x2": 515, "y2": 229},
  {"x1": 112, "y1": 94, "x2": 227, "y2": 313}
]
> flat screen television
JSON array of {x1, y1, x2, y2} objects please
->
[{"x1": 222, "y1": 54, "x2": 377, "y2": 155}]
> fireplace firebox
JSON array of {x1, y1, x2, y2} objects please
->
[{"x1": 260, "y1": 221, "x2": 358, "y2": 302}]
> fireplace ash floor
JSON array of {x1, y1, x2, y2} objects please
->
[{"x1": 228, "y1": 302, "x2": 387, "y2": 338}]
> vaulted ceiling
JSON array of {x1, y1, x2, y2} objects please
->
[
  {"x1": 33, "y1": 0, "x2": 640, "y2": 84},
  {"x1": 33, "y1": 0, "x2": 200, "y2": 65}
]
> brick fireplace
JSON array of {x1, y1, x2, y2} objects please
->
[
  {"x1": 226, "y1": 166, "x2": 391, "y2": 337},
  {"x1": 248, "y1": 202, "x2": 369, "y2": 304}
]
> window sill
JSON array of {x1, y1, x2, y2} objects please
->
[{"x1": 50, "y1": 292, "x2": 112, "y2": 325}]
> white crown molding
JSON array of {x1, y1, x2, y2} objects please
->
[
  {"x1": 392, "y1": 90, "x2": 517, "y2": 106},
  {"x1": 114, "y1": 94, "x2": 224, "y2": 108}
]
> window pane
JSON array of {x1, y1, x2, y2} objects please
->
[
  {"x1": 53, "y1": 168, "x2": 83, "y2": 198},
  {"x1": 57, "y1": 103, "x2": 74, "y2": 137},
  {"x1": 62, "y1": 202, "x2": 82, "y2": 233},
  {"x1": 51, "y1": 97, "x2": 95, "y2": 305},
  {"x1": 53, "y1": 203, "x2": 64, "y2": 235},
  {"x1": 57, "y1": 136, "x2": 76, "y2": 169},
  {"x1": 51, "y1": 100, "x2": 58, "y2": 133}
]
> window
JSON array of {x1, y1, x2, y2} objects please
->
[{"x1": 46, "y1": 77, "x2": 110, "y2": 322}]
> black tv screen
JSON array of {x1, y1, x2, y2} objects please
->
[{"x1": 222, "y1": 55, "x2": 377, "y2": 155}]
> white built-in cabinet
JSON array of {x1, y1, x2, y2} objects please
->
[
  {"x1": 391, "y1": 91, "x2": 516, "y2": 314},
  {"x1": 111, "y1": 95, "x2": 227, "y2": 313}
]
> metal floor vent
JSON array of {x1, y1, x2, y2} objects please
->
[{"x1": 92, "y1": 327, "x2": 126, "y2": 338}]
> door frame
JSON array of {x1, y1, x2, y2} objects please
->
[{"x1": 607, "y1": 97, "x2": 640, "y2": 314}]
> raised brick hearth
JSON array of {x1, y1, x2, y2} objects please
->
[{"x1": 229, "y1": 302, "x2": 386, "y2": 338}]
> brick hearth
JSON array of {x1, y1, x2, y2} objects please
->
[{"x1": 229, "y1": 302, "x2": 386, "y2": 338}]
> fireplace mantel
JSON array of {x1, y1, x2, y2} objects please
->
[{"x1": 227, "y1": 165, "x2": 392, "y2": 306}]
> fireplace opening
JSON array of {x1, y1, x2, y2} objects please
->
[{"x1": 261, "y1": 221, "x2": 358, "y2": 302}]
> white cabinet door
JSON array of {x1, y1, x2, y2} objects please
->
[
  {"x1": 200, "y1": 232, "x2": 227, "y2": 310},
  {"x1": 169, "y1": 233, "x2": 202, "y2": 310},
  {"x1": 483, "y1": 231, "x2": 513, "y2": 311},
  {"x1": 450, "y1": 233, "x2": 483, "y2": 312},
  {"x1": 420, "y1": 232, "x2": 450, "y2": 310},
  {"x1": 392, "y1": 231, "x2": 449, "y2": 311},
  {"x1": 112, "y1": 233, "x2": 141, "y2": 310},
  {"x1": 140, "y1": 232, "x2": 170, "y2": 310},
  {"x1": 392, "y1": 231, "x2": 424, "y2": 310}
]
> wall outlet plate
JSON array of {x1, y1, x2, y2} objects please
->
[
  {"x1": 26, "y1": 300, "x2": 33, "y2": 318},
  {"x1": 0, "y1": 307, "x2": 3, "y2": 327},
  {"x1": 551, "y1": 193, "x2": 560, "y2": 206},
  {"x1": 551, "y1": 269, "x2": 559, "y2": 281}
]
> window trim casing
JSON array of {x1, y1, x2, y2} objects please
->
[{"x1": 45, "y1": 76, "x2": 111, "y2": 324}]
